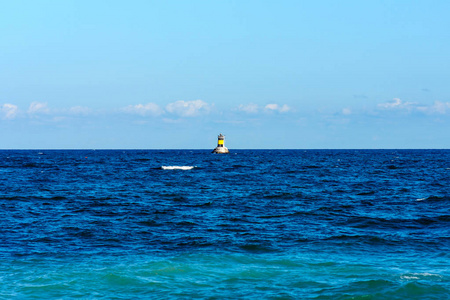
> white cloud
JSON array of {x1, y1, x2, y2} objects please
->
[
  {"x1": 238, "y1": 103, "x2": 259, "y2": 114},
  {"x1": 378, "y1": 98, "x2": 450, "y2": 115},
  {"x1": 342, "y1": 108, "x2": 352, "y2": 115},
  {"x1": 377, "y1": 98, "x2": 415, "y2": 111},
  {"x1": 68, "y1": 106, "x2": 92, "y2": 115},
  {"x1": 416, "y1": 101, "x2": 450, "y2": 114},
  {"x1": 236, "y1": 103, "x2": 291, "y2": 114},
  {"x1": 279, "y1": 105, "x2": 290, "y2": 113},
  {"x1": 264, "y1": 103, "x2": 290, "y2": 113},
  {"x1": 28, "y1": 102, "x2": 50, "y2": 114},
  {"x1": 51, "y1": 116, "x2": 67, "y2": 122},
  {"x1": 166, "y1": 100, "x2": 212, "y2": 117},
  {"x1": 265, "y1": 104, "x2": 279, "y2": 111},
  {"x1": 122, "y1": 103, "x2": 163, "y2": 116},
  {"x1": 26, "y1": 103, "x2": 94, "y2": 119},
  {"x1": 1, "y1": 103, "x2": 19, "y2": 119},
  {"x1": 378, "y1": 98, "x2": 401, "y2": 109}
]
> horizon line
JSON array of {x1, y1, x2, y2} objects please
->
[{"x1": 0, "y1": 148, "x2": 449, "y2": 151}]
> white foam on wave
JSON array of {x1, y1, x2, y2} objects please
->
[
  {"x1": 400, "y1": 272, "x2": 443, "y2": 281},
  {"x1": 161, "y1": 166, "x2": 195, "y2": 170}
]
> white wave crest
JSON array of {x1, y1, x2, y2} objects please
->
[
  {"x1": 161, "y1": 166, "x2": 195, "y2": 170},
  {"x1": 401, "y1": 272, "x2": 443, "y2": 281}
]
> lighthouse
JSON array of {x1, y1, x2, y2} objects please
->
[{"x1": 212, "y1": 133, "x2": 229, "y2": 154}]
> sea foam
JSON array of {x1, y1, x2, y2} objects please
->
[{"x1": 161, "y1": 166, "x2": 195, "y2": 170}]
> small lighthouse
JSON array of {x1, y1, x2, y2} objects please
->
[{"x1": 212, "y1": 133, "x2": 229, "y2": 154}]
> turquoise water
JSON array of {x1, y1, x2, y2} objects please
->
[
  {"x1": 3, "y1": 252, "x2": 448, "y2": 299},
  {"x1": 1, "y1": 150, "x2": 449, "y2": 298}
]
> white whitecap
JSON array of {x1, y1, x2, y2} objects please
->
[
  {"x1": 161, "y1": 166, "x2": 195, "y2": 170},
  {"x1": 401, "y1": 275, "x2": 419, "y2": 280},
  {"x1": 401, "y1": 272, "x2": 443, "y2": 280}
]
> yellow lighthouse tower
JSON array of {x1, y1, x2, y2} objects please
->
[{"x1": 212, "y1": 133, "x2": 229, "y2": 154}]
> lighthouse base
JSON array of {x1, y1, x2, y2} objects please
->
[{"x1": 212, "y1": 146, "x2": 229, "y2": 154}]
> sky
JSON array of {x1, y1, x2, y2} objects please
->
[{"x1": 1, "y1": 0, "x2": 449, "y2": 149}]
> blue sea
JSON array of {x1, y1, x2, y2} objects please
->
[{"x1": 1, "y1": 150, "x2": 449, "y2": 299}]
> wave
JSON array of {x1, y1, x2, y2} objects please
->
[
  {"x1": 416, "y1": 195, "x2": 449, "y2": 201},
  {"x1": 344, "y1": 215, "x2": 450, "y2": 229},
  {"x1": 400, "y1": 272, "x2": 443, "y2": 281},
  {"x1": 134, "y1": 158, "x2": 151, "y2": 162},
  {"x1": 161, "y1": 166, "x2": 195, "y2": 170},
  {"x1": 239, "y1": 243, "x2": 278, "y2": 253}
]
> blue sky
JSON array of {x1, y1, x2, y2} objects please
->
[{"x1": 1, "y1": 0, "x2": 449, "y2": 149}]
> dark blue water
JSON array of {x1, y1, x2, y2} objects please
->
[{"x1": 1, "y1": 150, "x2": 449, "y2": 299}]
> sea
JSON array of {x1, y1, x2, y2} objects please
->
[{"x1": 0, "y1": 149, "x2": 449, "y2": 299}]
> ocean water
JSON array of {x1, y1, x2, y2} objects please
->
[{"x1": 0, "y1": 149, "x2": 449, "y2": 299}]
